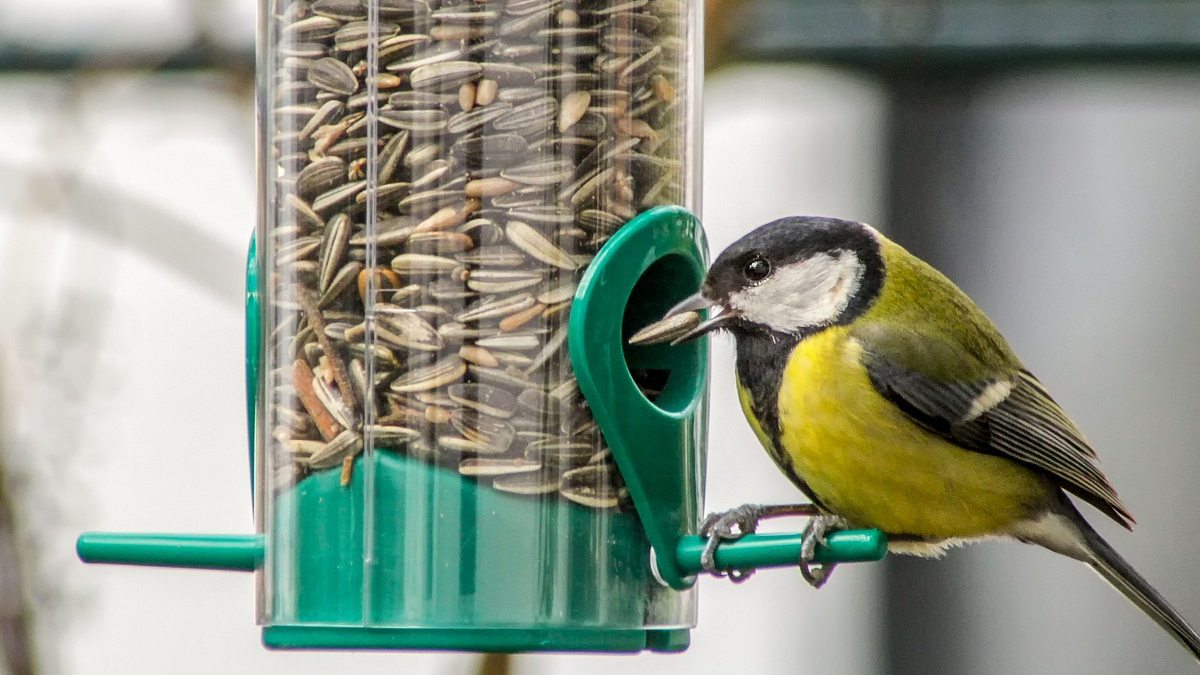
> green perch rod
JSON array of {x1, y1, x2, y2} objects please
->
[
  {"x1": 675, "y1": 530, "x2": 887, "y2": 575},
  {"x1": 77, "y1": 529, "x2": 887, "y2": 575}
]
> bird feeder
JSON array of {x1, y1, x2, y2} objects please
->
[{"x1": 76, "y1": 0, "x2": 886, "y2": 654}]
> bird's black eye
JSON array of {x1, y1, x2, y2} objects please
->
[{"x1": 743, "y1": 256, "x2": 772, "y2": 283}]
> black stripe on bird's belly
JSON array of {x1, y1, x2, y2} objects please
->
[{"x1": 734, "y1": 328, "x2": 830, "y2": 511}]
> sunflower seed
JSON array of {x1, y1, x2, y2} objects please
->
[
  {"x1": 506, "y1": 221, "x2": 578, "y2": 270},
  {"x1": 409, "y1": 159, "x2": 452, "y2": 189},
  {"x1": 620, "y1": 44, "x2": 662, "y2": 83},
  {"x1": 367, "y1": 424, "x2": 422, "y2": 447},
  {"x1": 334, "y1": 21, "x2": 400, "y2": 52},
  {"x1": 308, "y1": 429, "x2": 364, "y2": 469},
  {"x1": 474, "y1": 78, "x2": 498, "y2": 106},
  {"x1": 405, "y1": 141, "x2": 443, "y2": 167},
  {"x1": 307, "y1": 57, "x2": 359, "y2": 95},
  {"x1": 493, "y1": 96, "x2": 558, "y2": 132},
  {"x1": 451, "y1": 411, "x2": 515, "y2": 446},
  {"x1": 407, "y1": 230, "x2": 474, "y2": 253},
  {"x1": 465, "y1": 269, "x2": 544, "y2": 293},
  {"x1": 391, "y1": 253, "x2": 460, "y2": 274},
  {"x1": 277, "y1": 236, "x2": 322, "y2": 264},
  {"x1": 536, "y1": 283, "x2": 576, "y2": 305},
  {"x1": 448, "y1": 383, "x2": 518, "y2": 418},
  {"x1": 298, "y1": 100, "x2": 345, "y2": 140},
  {"x1": 459, "y1": 458, "x2": 541, "y2": 477},
  {"x1": 500, "y1": 158, "x2": 575, "y2": 186},
  {"x1": 455, "y1": 293, "x2": 536, "y2": 322},
  {"x1": 458, "y1": 345, "x2": 500, "y2": 367},
  {"x1": 319, "y1": 261, "x2": 364, "y2": 307},
  {"x1": 525, "y1": 323, "x2": 568, "y2": 373},
  {"x1": 476, "y1": 333, "x2": 541, "y2": 351},
  {"x1": 312, "y1": 0, "x2": 365, "y2": 19},
  {"x1": 628, "y1": 310, "x2": 701, "y2": 345},
  {"x1": 313, "y1": 180, "x2": 366, "y2": 212},
  {"x1": 357, "y1": 266, "x2": 401, "y2": 302},
  {"x1": 495, "y1": 86, "x2": 543, "y2": 104},
  {"x1": 559, "y1": 465, "x2": 624, "y2": 508},
  {"x1": 386, "y1": 44, "x2": 464, "y2": 72},
  {"x1": 497, "y1": 302, "x2": 545, "y2": 331},
  {"x1": 524, "y1": 441, "x2": 594, "y2": 467},
  {"x1": 504, "y1": 205, "x2": 574, "y2": 225},
  {"x1": 410, "y1": 61, "x2": 484, "y2": 91},
  {"x1": 467, "y1": 364, "x2": 533, "y2": 389},
  {"x1": 450, "y1": 133, "x2": 528, "y2": 164},
  {"x1": 296, "y1": 157, "x2": 345, "y2": 200},
  {"x1": 390, "y1": 357, "x2": 467, "y2": 392},
  {"x1": 312, "y1": 373, "x2": 357, "y2": 429},
  {"x1": 283, "y1": 15, "x2": 341, "y2": 40},
  {"x1": 601, "y1": 30, "x2": 655, "y2": 55},
  {"x1": 465, "y1": 177, "x2": 521, "y2": 198},
  {"x1": 445, "y1": 102, "x2": 513, "y2": 134},
  {"x1": 376, "y1": 0, "x2": 432, "y2": 18},
  {"x1": 378, "y1": 108, "x2": 448, "y2": 133},
  {"x1": 578, "y1": 209, "x2": 626, "y2": 233},
  {"x1": 375, "y1": 311, "x2": 443, "y2": 351},
  {"x1": 456, "y1": 245, "x2": 526, "y2": 267},
  {"x1": 350, "y1": 217, "x2": 415, "y2": 246},
  {"x1": 438, "y1": 436, "x2": 493, "y2": 453},
  {"x1": 558, "y1": 91, "x2": 591, "y2": 132},
  {"x1": 493, "y1": 470, "x2": 559, "y2": 495},
  {"x1": 439, "y1": 323, "x2": 499, "y2": 340}
]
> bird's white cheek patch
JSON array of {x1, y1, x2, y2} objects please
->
[{"x1": 729, "y1": 252, "x2": 864, "y2": 334}]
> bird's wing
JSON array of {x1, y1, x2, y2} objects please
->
[{"x1": 852, "y1": 323, "x2": 1134, "y2": 529}]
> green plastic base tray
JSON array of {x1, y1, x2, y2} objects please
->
[
  {"x1": 264, "y1": 451, "x2": 692, "y2": 652},
  {"x1": 261, "y1": 626, "x2": 689, "y2": 653}
]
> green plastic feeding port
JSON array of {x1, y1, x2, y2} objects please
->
[{"x1": 75, "y1": 207, "x2": 887, "y2": 653}]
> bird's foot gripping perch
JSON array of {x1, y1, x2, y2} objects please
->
[
  {"x1": 799, "y1": 514, "x2": 847, "y2": 589},
  {"x1": 698, "y1": 503, "x2": 820, "y2": 583}
]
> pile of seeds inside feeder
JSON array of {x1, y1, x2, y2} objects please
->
[{"x1": 266, "y1": 0, "x2": 687, "y2": 509}]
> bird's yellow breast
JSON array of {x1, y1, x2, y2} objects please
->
[{"x1": 760, "y1": 326, "x2": 1052, "y2": 540}]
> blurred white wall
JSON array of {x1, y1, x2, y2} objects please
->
[{"x1": 0, "y1": 0, "x2": 255, "y2": 52}]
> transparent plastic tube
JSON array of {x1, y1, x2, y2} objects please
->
[{"x1": 257, "y1": 0, "x2": 699, "y2": 639}]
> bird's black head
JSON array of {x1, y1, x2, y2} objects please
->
[{"x1": 666, "y1": 216, "x2": 885, "y2": 342}]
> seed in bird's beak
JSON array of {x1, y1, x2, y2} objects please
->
[
  {"x1": 628, "y1": 292, "x2": 735, "y2": 345},
  {"x1": 658, "y1": 291, "x2": 738, "y2": 344},
  {"x1": 670, "y1": 307, "x2": 736, "y2": 344},
  {"x1": 628, "y1": 311, "x2": 701, "y2": 345}
]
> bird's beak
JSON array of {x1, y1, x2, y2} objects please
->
[{"x1": 664, "y1": 292, "x2": 736, "y2": 345}]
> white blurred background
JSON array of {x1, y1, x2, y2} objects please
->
[{"x1": 2, "y1": 1, "x2": 1200, "y2": 674}]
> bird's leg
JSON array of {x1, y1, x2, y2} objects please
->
[
  {"x1": 799, "y1": 513, "x2": 847, "y2": 589},
  {"x1": 699, "y1": 503, "x2": 819, "y2": 582}
]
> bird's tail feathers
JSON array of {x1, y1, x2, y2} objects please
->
[
  {"x1": 1079, "y1": 519, "x2": 1200, "y2": 662},
  {"x1": 1017, "y1": 504, "x2": 1200, "y2": 663}
]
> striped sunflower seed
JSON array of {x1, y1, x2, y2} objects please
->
[
  {"x1": 307, "y1": 57, "x2": 359, "y2": 95},
  {"x1": 506, "y1": 221, "x2": 578, "y2": 270},
  {"x1": 390, "y1": 357, "x2": 467, "y2": 393}
]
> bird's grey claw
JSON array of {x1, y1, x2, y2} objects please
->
[
  {"x1": 799, "y1": 514, "x2": 846, "y2": 589},
  {"x1": 698, "y1": 504, "x2": 766, "y2": 582}
]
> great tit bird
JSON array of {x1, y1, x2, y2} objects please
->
[{"x1": 660, "y1": 215, "x2": 1200, "y2": 662}]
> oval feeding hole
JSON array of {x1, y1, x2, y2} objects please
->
[
  {"x1": 621, "y1": 253, "x2": 704, "y2": 414},
  {"x1": 628, "y1": 368, "x2": 670, "y2": 402}
]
